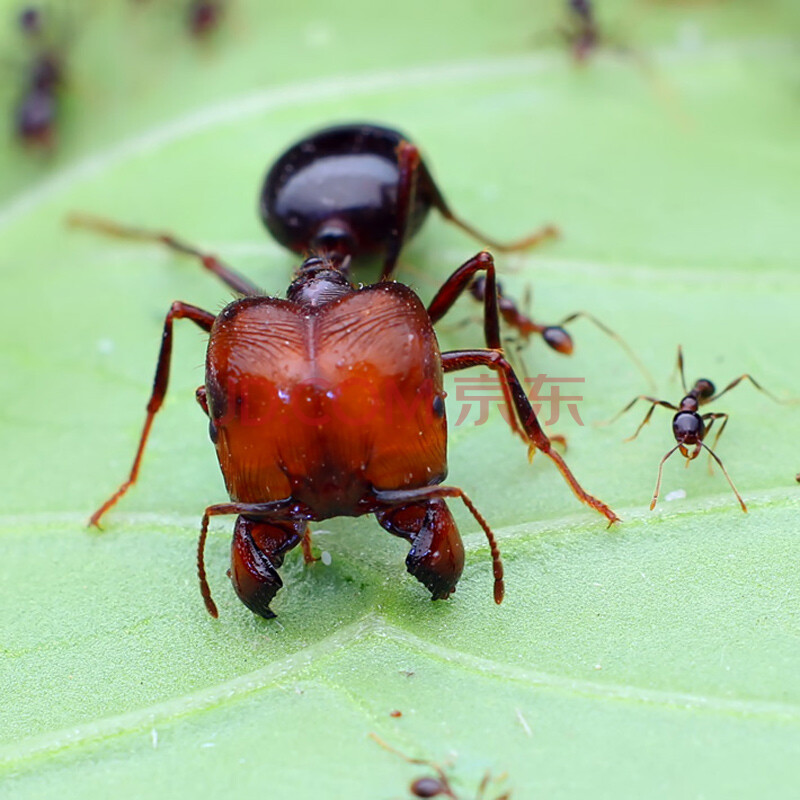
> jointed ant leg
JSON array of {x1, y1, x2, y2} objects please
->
[
  {"x1": 67, "y1": 212, "x2": 261, "y2": 296},
  {"x1": 418, "y1": 159, "x2": 559, "y2": 252},
  {"x1": 650, "y1": 444, "x2": 681, "y2": 510},
  {"x1": 701, "y1": 412, "x2": 728, "y2": 474},
  {"x1": 300, "y1": 524, "x2": 319, "y2": 564},
  {"x1": 710, "y1": 374, "x2": 793, "y2": 405},
  {"x1": 701, "y1": 443, "x2": 747, "y2": 513},
  {"x1": 89, "y1": 302, "x2": 216, "y2": 527},
  {"x1": 381, "y1": 140, "x2": 420, "y2": 280},
  {"x1": 557, "y1": 311, "x2": 655, "y2": 386},
  {"x1": 599, "y1": 395, "x2": 678, "y2": 438},
  {"x1": 442, "y1": 349, "x2": 619, "y2": 525},
  {"x1": 427, "y1": 251, "x2": 524, "y2": 440}
]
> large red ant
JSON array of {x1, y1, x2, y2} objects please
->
[
  {"x1": 605, "y1": 346, "x2": 793, "y2": 512},
  {"x1": 70, "y1": 123, "x2": 619, "y2": 618}
]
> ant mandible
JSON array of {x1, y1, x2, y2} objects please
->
[
  {"x1": 70, "y1": 123, "x2": 618, "y2": 619},
  {"x1": 370, "y1": 734, "x2": 511, "y2": 800},
  {"x1": 13, "y1": 5, "x2": 67, "y2": 148},
  {"x1": 606, "y1": 345, "x2": 792, "y2": 512}
]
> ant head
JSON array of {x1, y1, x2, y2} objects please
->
[
  {"x1": 188, "y1": 1, "x2": 222, "y2": 37},
  {"x1": 310, "y1": 220, "x2": 357, "y2": 260},
  {"x1": 542, "y1": 325, "x2": 574, "y2": 355},
  {"x1": 410, "y1": 777, "x2": 447, "y2": 797},
  {"x1": 19, "y1": 6, "x2": 43, "y2": 36},
  {"x1": 672, "y1": 411, "x2": 704, "y2": 445},
  {"x1": 695, "y1": 378, "x2": 715, "y2": 400}
]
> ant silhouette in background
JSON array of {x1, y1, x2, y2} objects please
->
[
  {"x1": 12, "y1": 5, "x2": 68, "y2": 148},
  {"x1": 370, "y1": 734, "x2": 511, "y2": 799},
  {"x1": 606, "y1": 346, "x2": 794, "y2": 512}
]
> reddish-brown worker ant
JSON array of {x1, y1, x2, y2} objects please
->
[
  {"x1": 70, "y1": 123, "x2": 619, "y2": 619},
  {"x1": 605, "y1": 346, "x2": 793, "y2": 512},
  {"x1": 370, "y1": 734, "x2": 511, "y2": 799}
]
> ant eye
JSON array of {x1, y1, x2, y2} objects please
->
[
  {"x1": 542, "y1": 326, "x2": 574, "y2": 355},
  {"x1": 432, "y1": 394, "x2": 445, "y2": 418}
]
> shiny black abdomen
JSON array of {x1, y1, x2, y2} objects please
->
[{"x1": 259, "y1": 123, "x2": 434, "y2": 260}]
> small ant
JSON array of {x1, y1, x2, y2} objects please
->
[
  {"x1": 70, "y1": 122, "x2": 619, "y2": 618},
  {"x1": 561, "y1": 0, "x2": 600, "y2": 62},
  {"x1": 186, "y1": 0, "x2": 224, "y2": 37},
  {"x1": 606, "y1": 346, "x2": 793, "y2": 512},
  {"x1": 370, "y1": 734, "x2": 511, "y2": 800},
  {"x1": 12, "y1": 5, "x2": 67, "y2": 148}
]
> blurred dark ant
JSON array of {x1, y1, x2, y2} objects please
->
[
  {"x1": 370, "y1": 734, "x2": 511, "y2": 799},
  {"x1": 561, "y1": 0, "x2": 600, "y2": 62},
  {"x1": 605, "y1": 346, "x2": 795, "y2": 512},
  {"x1": 186, "y1": 0, "x2": 224, "y2": 37},
  {"x1": 12, "y1": 4, "x2": 68, "y2": 148}
]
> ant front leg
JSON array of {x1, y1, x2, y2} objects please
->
[
  {"x1": 89, "y1": 302, "x2": 216, "y2": 527},
  {"x1": 441, "y1": 349, "x2": 619, "y2": 525},
  {"x1": 375, "y1": 499, "x2": 465, "y2": 601},
  {"x1": 67, "y1": 213, "x2": 261, "y2": 296},
  {"x1": 599, "y1": 395, "x2": 678, "y2": 440},
  {"x1": 701, "y1": 412, "x2": 729, "y2": 475},
  {"x1": 427, "y1": 251, "x2": 527, "y2": 440}
]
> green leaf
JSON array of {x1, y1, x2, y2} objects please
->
[{"x1": 2, "y1": 1, "x2": 800, "y2": 797}]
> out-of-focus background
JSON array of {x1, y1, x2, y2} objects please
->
[{"x1": 1, "y1": 1, "x2": 800, "y2": 797}]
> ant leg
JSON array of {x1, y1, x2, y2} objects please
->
[
  {"x1": 650, "y1": 445, "x2": 681, "y2": 510},
  {"x1": 557, "y1": 311, "x2": 655, "y2": 386},
  {"x1": 597, "y1": 395, "x2": 677, "y2": 439},
  {"x1": 701, "y1": 412, "x2": 728, "y2": 474},
  {"x1": 198, "y1": 499, "x2": 316, "y2": 617},
  {"x1": 700, "y1": 443, "x2": 747, "y2": 513},
  {"x1": 441, "y1": 349, "x2": 620, "y2": 525},
  {"x1": 67, "y1": 212, "x2": 261, "y2": 296},
  {"x1": 670, "y1": 345, "x2": 688, "y2": 393},
  {"x1": 381, "y1": 140, "x2": 420, "y2": 280},
  {"x1": 710, "y1": 374, "x2": 795, "y2": 405},
  {"x1": 300, "y1": 525, "x2": 319, "y2": 564},
  {"x1": 427, "y1": 251, "x2": 524, "y2": 440},
  {"x1": 373, "y1": 485, "x2": 504, "y2": 603},
  {"x1": 417, "y1": 158, "x2": 559, "y2": 252},
  {"x1": 376, "y1": 499, "x2": 465, "y2": 601},
  {"x1": 89, "y1": 302, "x2": 215, "y2": 527}
]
